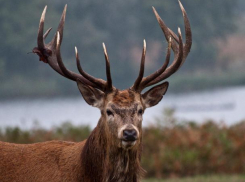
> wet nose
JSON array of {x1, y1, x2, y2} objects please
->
[{"x1": 123, "y1": 129, "x2": 137, "y2": 141}]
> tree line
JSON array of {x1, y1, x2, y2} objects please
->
[{"x1": 0, "y1": 0, "x2": 241, "y2": 98}]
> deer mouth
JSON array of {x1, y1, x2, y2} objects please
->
[{"x1": 121, "y1": 139, "x2": 137, "y2": 148}]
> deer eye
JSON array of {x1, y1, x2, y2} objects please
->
[
  {"x1": 106, "y1": 109, "x2": 114, "y2": 117},
  {"x1": 138, "y1": 109, "x2": 143, "y2": 115}
]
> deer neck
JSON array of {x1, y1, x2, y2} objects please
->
[
  {"x1": 106, "y1": 145, "x2": 144, "y2": 182},
  {"x1": 81, "y1": 118, "x2": 144, "y2": 182}
]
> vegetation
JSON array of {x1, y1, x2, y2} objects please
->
[
  {"x1": 1, "y1": 0, "x2": 245, "y2": 99},
  {"x1": 1, "y1": 110, "x2": 245, "y2": 179}
]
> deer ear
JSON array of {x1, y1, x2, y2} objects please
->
[
  {"x1": 142, "y1": 82, "x2": 169, "y2": 108},
  {"x1": 77, "y1": 80, "x2": 105, "y2": 108}
]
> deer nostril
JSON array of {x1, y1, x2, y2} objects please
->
[{"x1": 123, "y1": 129, "x2": 137, "y2": 141}]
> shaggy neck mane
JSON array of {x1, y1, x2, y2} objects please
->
[{"x1": 81, "y1": 118, "x2": 144, "y2": 182}]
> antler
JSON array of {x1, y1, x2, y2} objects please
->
[
  {"x1": 32, "y1": 5, "x2": 114, "y2": 92},
  {"x1": 132, "y1": 1, "x2": 192, "y2": 92}
]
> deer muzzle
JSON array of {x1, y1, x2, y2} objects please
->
[{"x1": 118, "y1": 124, "x2": 139, "y2": 148}]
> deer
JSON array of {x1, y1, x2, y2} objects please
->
[{"x1": 0, "y1": 1, "x2": 191, "y2": 182}]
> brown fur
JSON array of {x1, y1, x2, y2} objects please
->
[
  {"x1": 112, "y1": 90, "x2": 136, "y2": 107},
  {"x1": 0, "y1": 90, "x2": 146, "y2": 182},
  {"x1": 0, "y1": 140, "x2": 85, "y2": 182},
  {"x1": 80, "y1": 119, "x2": 145, "y2": 182},
  {"x1": 0, "y1": 123, "x2": 144, "y2": 182}
]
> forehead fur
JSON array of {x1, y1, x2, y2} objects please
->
[{"x1": 111, "y1": 89, "x2": 138, "y2": 107}]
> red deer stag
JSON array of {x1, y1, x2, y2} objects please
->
[{"x1": 0, "y1": 1, "x2": 191, "y2": 182}]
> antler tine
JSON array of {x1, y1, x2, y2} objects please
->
[
  {"x1": 55, "y1": 32, "x2": 100, "y2": 88},
  {"x1": 146, "y1": 28, "x2": 183, "y2": 87},
  {"x1": 75, "y1": 47, "x2": 107, "y2": 91},
  {"x1": 49, "y1": 4, "x2": 67, "y2": 50},
  {"x1": 43, "y1": 5, "x2": 69, "y2": 77},
  {"x1": 43, "y1": 27, "x2": 52, "y2": 39},
  {"x1": 168, "y1": 28, "x2": 179, "y2": 43},
  {"x1": 179, "y1": 0, "x2": 192, "y2": 63},
  {"x1": 45, "y1": 5, "x2": 69, "y2": 76},
  {"x1": 166, "y1": 1, "x2": 192, "y2": 63},
  {"x1": 103, "y1": 43, "x2": 113, "y2": 91},
  {"x1": 37, "y1": 6, "x2": 47, "y2": 50},
  {"x1": 152, "y1": 7, "x2": 178, "y2": 54},
  {"x1": 132, "y1": 40, "x2": 146, "y2": 91},
  {"x1": 166, "y1": 1, "x2": 192, "y2": 62},
  {"x1": 56, "y1": 32, "x2": 75, "y2": 80},
  {"x1": 57, "y1": 4, "x2": 67, "y2": 45},
  {"x1": 138, "y1": 37, "x2": 172, "y2": 91}
]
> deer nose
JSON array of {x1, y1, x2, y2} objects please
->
[{"x1": 123, "y1": 129, "x2": 137, "y2": 141}]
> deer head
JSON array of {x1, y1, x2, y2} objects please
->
[{"x1": 32, "y1": 1, "x2": 192, "y2": 150}]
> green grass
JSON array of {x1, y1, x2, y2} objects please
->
[{"x1": 143, "y1": 175, "x2": 245, "y2": 182}]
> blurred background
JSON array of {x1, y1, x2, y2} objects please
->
[{"x1": 0, "y1": 0, "x2": 245, "y2": 181}]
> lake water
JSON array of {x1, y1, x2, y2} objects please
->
[{"x1": 0, "y1": 86, "x2": 244, "y2": 129}]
